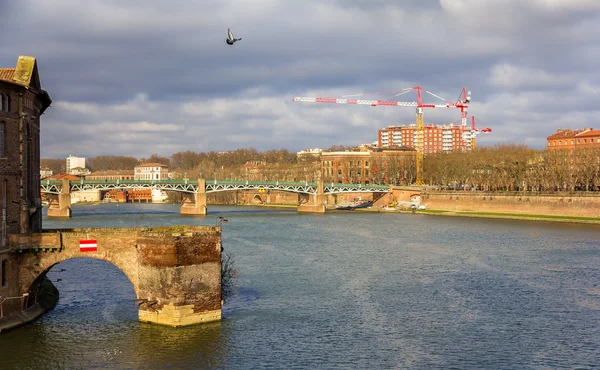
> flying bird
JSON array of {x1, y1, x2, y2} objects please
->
[{"x1": 226, "y1": 28, "x2": 242, "y2": 45}]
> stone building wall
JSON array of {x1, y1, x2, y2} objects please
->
[{"x1": 0, "y1": 56, "x2": 51, "y2": 324}]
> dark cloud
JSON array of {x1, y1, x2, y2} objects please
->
[{"x1": 2, "y1": 0, "x2": 599, "y2": 157}]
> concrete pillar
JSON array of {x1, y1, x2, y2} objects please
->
[
  {"x1": 180, "y1": 179, "x2": 207, "y2": 215},
  {"x1": 47, "y1": 178, "x2": 72, "y2": 218},
  {"x1": 298, "y1": 179, "x2": 326, "y2": 213}
]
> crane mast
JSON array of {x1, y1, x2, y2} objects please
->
[{"x1": 293, "y1": 85, "x2": 470, "y2": 185}]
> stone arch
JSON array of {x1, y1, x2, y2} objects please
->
[
  {"x1": 251, "y1": 194, "x2": 263, "y2": 204},
  {"x1": 18, "y1": 251, "x2": 140, "y2": 302}
]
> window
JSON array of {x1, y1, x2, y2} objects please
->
[
  {"x1": 2, "y1": 94, "x2": 9, "y2": 112},
  {"x1": 0, "y1": 121, "x2": 4, "y2": 157},
  {"x1": 1, "y1": 259, "x2": 7, "y2": 287}
]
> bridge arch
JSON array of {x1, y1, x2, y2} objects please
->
[
  {"x1": 19, "y1": 249, "x2": 140, "y2": 302},
  {"x1": 251, "y1": 194, "x2": 264, "y2": 204}
]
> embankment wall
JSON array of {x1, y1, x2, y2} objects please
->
[{"x1": 422, "y1": 192, "x2": 600, "y2": 218}]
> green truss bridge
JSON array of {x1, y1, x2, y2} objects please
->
[{"x1": 42, "y1": 178, "x2": 392, "y2": 217}]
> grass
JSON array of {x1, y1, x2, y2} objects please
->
[{"x1": 420, "y1": 209, "x2": 600, "y2": 223}]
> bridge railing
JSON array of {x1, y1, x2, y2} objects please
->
[{"x1": 41, "y1": 179, "x2": 391, "y2": 192}]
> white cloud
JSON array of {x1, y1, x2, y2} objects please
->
[
  {"x1": 1, "y1": 0, "x2": 597, "y2": 157},
  {"x1": 487, "y1": 63, "x2": 572, "y2": 89}
]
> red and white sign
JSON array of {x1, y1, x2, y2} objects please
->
[{"x1": 79, "y1": 239, "x2": 97, "y2": 252}]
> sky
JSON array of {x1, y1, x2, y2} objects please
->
[{"x1": 2, "y1": 0, "x2": 599, "y2": 158}]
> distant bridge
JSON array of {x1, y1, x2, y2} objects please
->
[
  {"x1": 42, "y1": 179, "x2": 394, "y2": 217},
  {"x1": 40, "y1": 179, "x2": 391, "y2": 195}
]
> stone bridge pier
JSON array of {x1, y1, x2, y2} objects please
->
[
  {"x1": 10, "y1": 225, "x2": 222, "y2": 327},
  {"x1": 47, "y1": 178, "x2": 72, "y2": 218},
  {"x1": 297, "y1": 179, "x2": 326, "y2": 213},
  {"x1": 180, "y1": 179, "x2": 207, "y2": 215}
]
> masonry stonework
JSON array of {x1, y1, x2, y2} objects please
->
[
  {"x1": 422, "y1": 192, "x2": 600, "y2": 218},
  {"x1": 8, "y1": 226, "x2": 223, "y2": 329}
]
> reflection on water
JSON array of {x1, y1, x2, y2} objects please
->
[{"x1": 0, "y1": 203, "x2": 599, "y2": 369}]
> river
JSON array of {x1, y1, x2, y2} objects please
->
[{"x1": 1, "y1": 203, "x2": 599, "y2": 369}]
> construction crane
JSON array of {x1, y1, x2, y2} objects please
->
[
  {"x1": 441, "y1": 115, "x2": 492, "y2": 151},
  {"x1": 469, "y1": 116, "x2": 492, "y2": 151},
  {"x1": 293, "y1": 86, "x2": 471, "y2": 185}
]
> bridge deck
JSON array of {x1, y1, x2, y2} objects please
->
[{"x1": 41, "y1": 179, "x2": 391, "y2": 195}]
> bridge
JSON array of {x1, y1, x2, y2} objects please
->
[
  {"x1": 41, "y1": 178, "x2": 393, "y2": 217},
  {"x1": 6, "y1": 225, "x2": 223, "y2": 329}
]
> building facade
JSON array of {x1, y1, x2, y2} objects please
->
[
  {"x1": 66, "y1": 155, "x2": 86, "y2": 173},
  {"x1": 321, "y1": 148, "x2": 416, "y2": 185},
  {"x1": 0, "y1": 56, "x2": 51, "y2": 318},
  {"x1": 378, "y1": 124, "x2": 474, "y2": 154},
  {"x1": 134, "y1": 163, "x2": 169, "y2": 180},
  {"x1": 40, "y1": 167, "x2": 53, "y2": 179},
  {"x1": 85, "y1": 170, "x2": 134, "y2": 180},
  {"x1": 547, "y1": 128, "x2": 600, "y2": 151}
]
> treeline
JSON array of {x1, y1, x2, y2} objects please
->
[
  {"x1": 41, "y1": 144, "x2": 600, "y2": 192},
  {"x1": 41, "y1": 148, "x2": 305, "y2": 176},
  {"x1": 424, "y1": 144, "x2": 600, "y2": 192}
]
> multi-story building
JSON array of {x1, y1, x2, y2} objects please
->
[
  {"x1": 66, "y1": 155, "x2": 86, "y2": 173},
  {"x1": 296, "y1": 148, "x2": 323, "y2": 158},
  {"x1": 547, "y1": 128, "x2": 600, "y2": 151},
  {"x1": 378, "y1": 124, "x2": 473, "y2": 153},
  {"x1": 85, "y1": 170, "x2": 135, "y2": 180},
  {"x1": 321, "y1": 148, "x2": 416, "y2": 185},
  {"x1": 0, "y1": 56, "x2": 52, "y2": 319},
  {"x1": 134, "y1": 163, "x2": 169, "y2": 180},
  {"x1": 40, "y1": 167, "x2": 53, "y2": 179}
]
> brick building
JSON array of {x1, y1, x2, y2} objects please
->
[
  {"x1": 378, "y1": 124, "x2": 474, "y2": 153},
  {"x1": 321, "y1": 148, "x2": 416, "y2": 185},
  {"x1": 0, "y1": 56, "x2": 51, "y2": 317},
  {"x1": 547, "y1": 128, "x2": 600, "y2": 151}
]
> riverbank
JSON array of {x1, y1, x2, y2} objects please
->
[
  {"x1": 0, "y1": 278, "x2": 59, "y2": 333},
  {"x1": 331, "y1": 202, "x2": 600, "y2": 224}
]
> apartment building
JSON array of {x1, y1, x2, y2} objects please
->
[
  {"x1": 378, "y1": 124, "x2": 473, "y2": 153},
  {"x1": 66, "y1": 155, "x2": 86, "y2": 173}
]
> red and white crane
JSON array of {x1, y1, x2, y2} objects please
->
[{"x1": 293, "y1": 85, "x2": 471, "y2": 185}]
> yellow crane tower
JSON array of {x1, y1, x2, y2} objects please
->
[{"x1": 293, "y1": 86, "x2": 471, "y2": 185}]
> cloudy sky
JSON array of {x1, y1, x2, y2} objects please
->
[{"x1": 3, "y1": 0, "x2": 599, "y2": 158}]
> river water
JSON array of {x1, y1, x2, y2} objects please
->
[{"x1": 1, "y1": 203, "x2": 599, "y2": 369}]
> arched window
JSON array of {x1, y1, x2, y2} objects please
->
[{"x1": 1, "y1": 259, "x2": 7, "y2": 287}]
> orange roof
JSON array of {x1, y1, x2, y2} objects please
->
[
  {"x1": 48, "y1": 173, "x2": 82, "y2": 180},
  {"x1": 136, "y1": 163, "x2": 168, "y2": 167},
  {"x1": 0, "y1": 68, "x2": 15, "y2": 82},
  {"x1": 547, "y1": 129, "x2": 585, "y2": 140},
  {"x1": 575, "y1": 130, "x2": 600, "y2": 138},
  {"x1": 88, "y1": 170, "x2": 135, "y2": 176}
]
